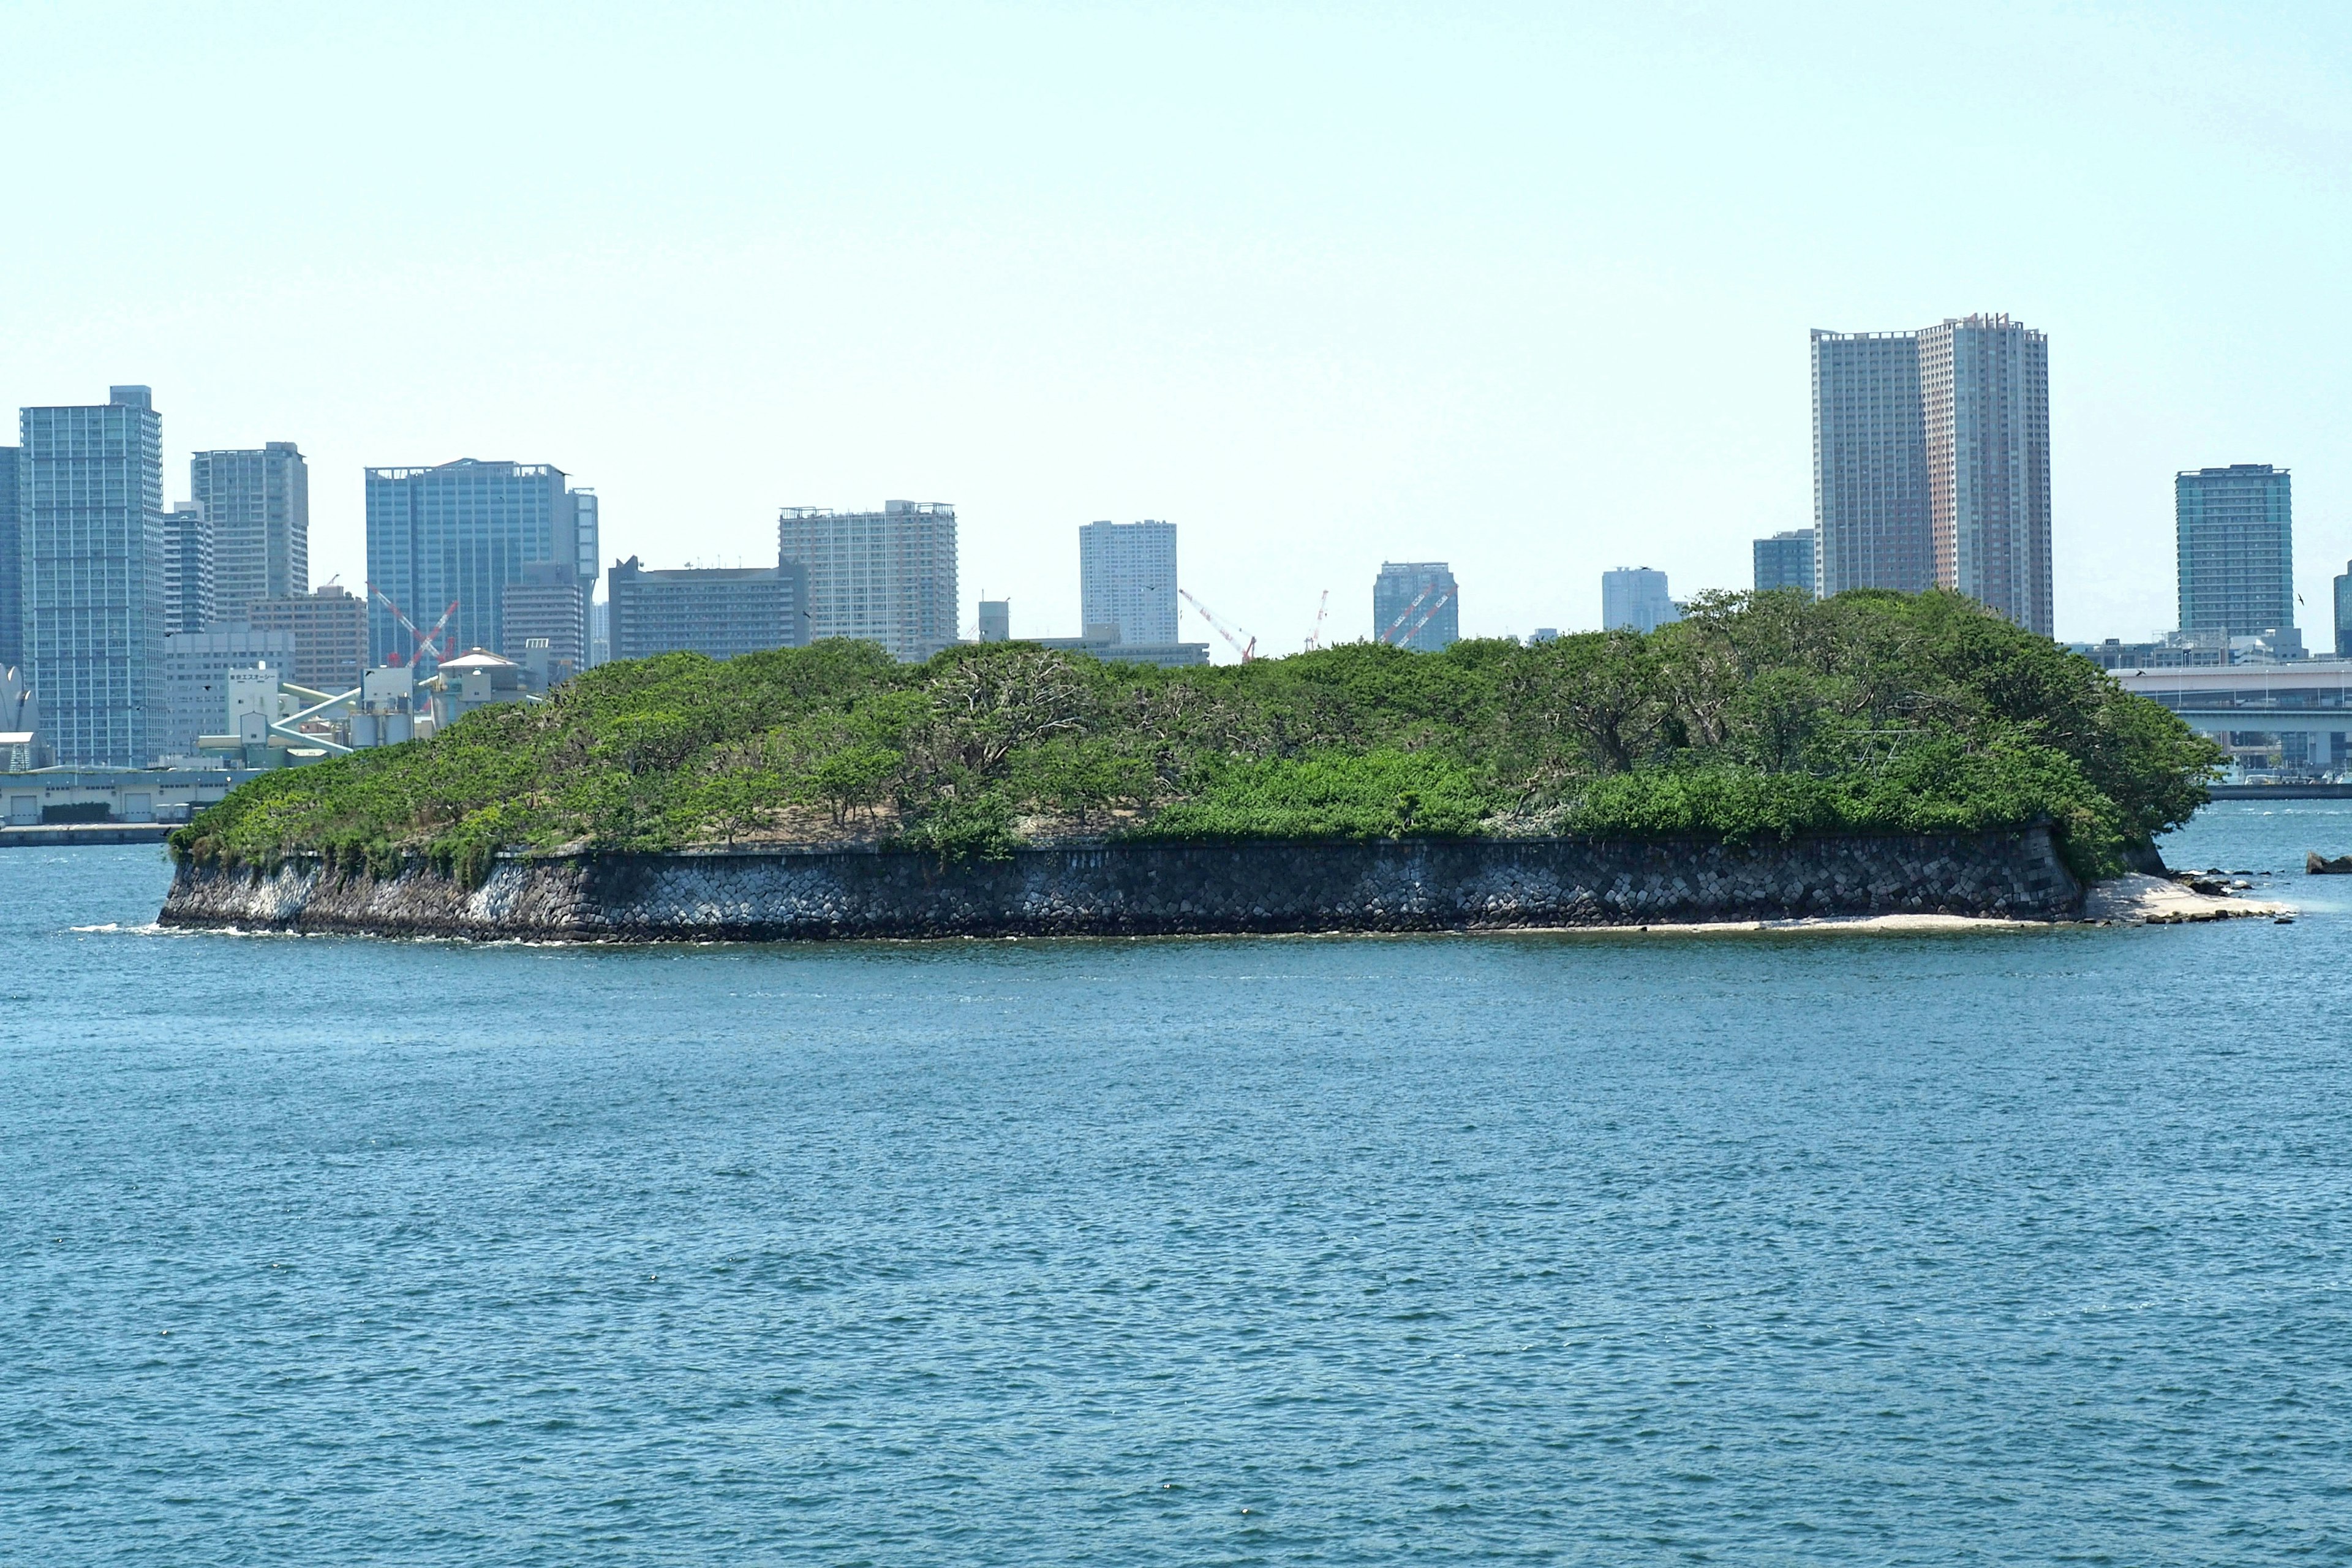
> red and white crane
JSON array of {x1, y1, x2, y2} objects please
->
[{"x1": 1180, "y1": 589, "x2": 1259, "y2": 663}]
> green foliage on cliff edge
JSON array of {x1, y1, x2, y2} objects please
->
[{"x1": 170, "y1": 590, "x2": 2220, "y2": 884}]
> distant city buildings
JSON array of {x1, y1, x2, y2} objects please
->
[
  {"x1": 608, "y1": 556, "x2": 808, "y2": 662},
  {"x1": 163, "y1": 501, "x2": 214, "y2": 636},
  {"x1": 1033, "y1": 631, "x2": 1208, "y2": 668},
  {"x1": 0, "y1": 443, "x2": 20, "y2": 672},
  {"x1": 775, "y1": 501, "x2": 957, "y2": 662},
  {"x1": 363, "y1": 459, "x2": 598, "y2": 668},
  {"x1": 500, "y1": 560, "x2": 592, "y2": 676},
  {"x1": 978, "y1": 599, "x2": 1010, "y2": 643},
  {"x1": 249, "y1": 584, "x2": 369, "y2": 695},
  {"x1": 1374, "y1": 562, "x2": 1458, "y2": 650},
  {"x1": 19, "y1": 386, "x2": 167, "y2": 766},
  {"x1": 1078, "y1": 520, "x2": 1178, "y2": 644},
  {"x1": 1602, "y1": 568, "x2": 1679, "y2": 634},
  {"x1": 2177, "y1": 464, "x2": 2293, "y2": 642},
  {"x1": 192, "y1": 442, "x2": 307, "y2": 623},
  {"x1": 1811, "y1": 315, "x2": 2051, "y2": 634},
  {"x1": 162, "y1": 625, "x2": 293, "y2": 758},
  {"x1": 2337, "y1": 562, "x2": 2352, "y2": 660},
  {"x1": 1752, "y1": 528, "x2": 1815, "y2": 597}
]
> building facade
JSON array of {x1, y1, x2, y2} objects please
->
[
  {"x1": 500, "y1": 560, "x2": 591, "y2": 674},
  {"x1": 18, "y1": 386, "x2": 168, "y2": 766},
  {"x1": 162, "y1": 626, "x2": 294, "y2": 758},
  {"x1": 1812, "y1": 315, "x2": 2051, "y2": 635},
  {"x1": 191, "y1": 442, "x2": 307, "y2": 624},
  {"x1": 1373, "y1": 562, "x2": 1459, "y2": 650},
  {"x1": 1035, "y1": 632, "x2": 1208, "y2": 668},
  {"x1": 247, "y1": 584, "x2": 368, "y2": 694},
  {"x1": 0, "y1": 443, "x2": 20, "y2": 672},
  {"x1": 1811, "y1": 329, "x2": 1931, "y2": 598},
  {"x1": 775, "y1": 500, "x2": 957, "y2": 662},
  {"x1": 1078, "y1": 519, "x2": 1178, "y2": 644},
  {"x1": 364, "y1": 459, "x2": 598, "y2": 669},
  {"x1": 1918, "y1": 315, "x2": 2051, "y2": 636},
  {"x1": 1602, "y1": 568, "x2": 1679, "y2": 634},
  {"x1": 608, "y1": 557, "x2": 808, "y2": 662},
  {"x1": 2177, "y1": 464, "x2": 2293, "y2": 642},
  {"x1": 978, "y1": 599, "x2": 1010, "y2": 642},
  {"x1": 162, "y1": 500, "x2": 214, "y2": 636},
  {"x1": 1752, "y1": 527, "x2": 1815, "y2": 597}
]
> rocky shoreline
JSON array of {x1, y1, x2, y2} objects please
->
[{"x1": 159, "y1": 827, "x2": 2089, "y2": 941}]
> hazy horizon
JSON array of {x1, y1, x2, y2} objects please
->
[{"x1": 7, "y1": 1, "x2": 2349, "y2": 652}]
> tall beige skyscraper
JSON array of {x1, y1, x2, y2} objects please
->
[{"x1": 1811, "y1": 314, "x2": 2051, "y2": 636}]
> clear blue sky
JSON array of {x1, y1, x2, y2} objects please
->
[{"x1": 6, "y1": 1, "x2": 2347, "y2": 650}]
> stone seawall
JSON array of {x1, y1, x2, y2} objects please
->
[{"x1": 157, "y1": 827, "x2": 2084, "y2": 940}]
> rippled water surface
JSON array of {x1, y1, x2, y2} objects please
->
[{"x1": 6, "y1": 804, "x2": 2352, "y2": 1564}]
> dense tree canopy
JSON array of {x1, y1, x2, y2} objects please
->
[{"x1": 173, "y1": 589, "x2": 2222, "y2": 883}]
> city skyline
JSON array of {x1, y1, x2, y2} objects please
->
[{"x1": 9, "y1": 7, "x2": 2350, "y2": 649}]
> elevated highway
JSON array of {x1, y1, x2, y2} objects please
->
[{"x1": 2114, "y1": 662, "x2": 2352, "y2": 772}]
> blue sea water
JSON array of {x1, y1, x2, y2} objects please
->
[{"x1": 3, "y1": 805, "x2": 2351, "y2": 1565}]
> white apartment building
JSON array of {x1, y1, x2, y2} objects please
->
[{"x1": 775, "y1": 500, "x2": 958, "y2": 662}]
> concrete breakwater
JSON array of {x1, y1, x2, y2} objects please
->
[{"x1": 157, "y1": 827, "x2": 2085, "y2": 940}]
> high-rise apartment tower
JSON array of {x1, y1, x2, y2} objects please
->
[
  {"x1": 2176, "y1": 464, "x2": 2293, "y2": 641},
  {"x1": 162, "y1": 502, "x2": 214, "y2": 636},
  {"x1": 18, "y1": 386, "x2": 167, "y2": 766},
  {"x1": 192, "y1": 442, "x2": 308, "y2": 624},
  {"x1": 775, "y1": 500, "x2": 958, "y2": 662},
  {"x1": 364, "y1": 459, "x2": 598, "y2": 667},
  {"x1": 0, "y1": 443, "x2": 21, "y2": 671},
  {"x1": 1078, "y1": 520, "x2": 1178, "y2": 644},
  {"x1": 1811, "y1": 315, "x2": 2051, "y2": 636}
]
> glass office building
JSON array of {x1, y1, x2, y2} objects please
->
[
  {"x1": 1602, "y1": 567, "x2": 1679, "y2": 635},
  {"x1": 1374, "y1": 562, "x2": 1459, "y2": 650},
  {"x1": 18, "y1": 386, "x2": 168, "y2": 766},
  {"x1": 1752, "y1": 529, "x2": 1815, "y2": 596},
  {"x1": 364, "y1": 459, "x2": 598, "y2": 668}
]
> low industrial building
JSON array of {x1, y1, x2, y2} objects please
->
[
  {"x1": 2, "y1": 766, "x2": 261, "y2": 826},
  {"x1": 1034, "y1": 632, "x2": 1208, "y2": 668}
]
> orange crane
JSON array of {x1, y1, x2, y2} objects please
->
[{"x1": 1180, "y1": 589, "x2": 1258, "y2": 663}]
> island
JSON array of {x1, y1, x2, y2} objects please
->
[{"x1": 159, "y1": 590, "x2": 2222, "y2": 940}]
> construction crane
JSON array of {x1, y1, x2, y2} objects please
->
[
  {"x1": 1179, "y1": 589, "x2": 1258, "y2": 663},
  {"x1": 1305, "y1": 590, "x2": 1330, "y2": 651},
  {"x1": 367, "y1": 584, "x2": 462, "y2": 667},
  {"x1": 1379, "y1": 583, "x2": 1457, "y2": 648}
]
